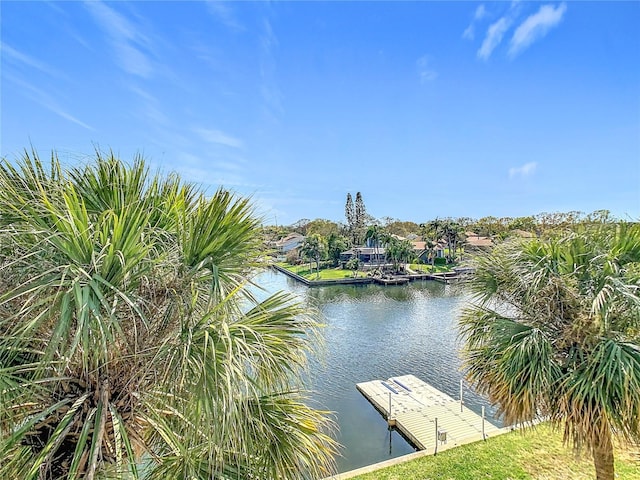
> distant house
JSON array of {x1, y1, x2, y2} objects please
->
[
  {"x1": 464, "y1": 232, "x2": 494, "y2": 251},
  {"x1": 340, "y1": 247, "x2": 386, "y2": 266},
  {"x1": 274, "y1": 233, "x2": 306, "y2": 253},
  {"x1": 411, "y1": 240, "x2": 445, "y2": 263}
]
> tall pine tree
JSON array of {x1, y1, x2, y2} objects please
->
[
  {"x1": 345, "y1": 193, "x2": 355, "y2": 243},
  {"x1": 355, "y1": 192, "x2": 366, "y2": 245}
]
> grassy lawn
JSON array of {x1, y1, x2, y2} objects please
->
[
  {"x1": 277, "y1": 262, "x2": 459, "y2": 279},
  {"x1": 350, "y1": 424, "x2": 640, "y2": 480},
  {"x1": 277, "y1": 263, "x2": 367, "y2": 280},
  {"x1": 409, "y1": 263, "x2": 453, "y2": 274}
]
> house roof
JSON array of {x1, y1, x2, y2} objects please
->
[
  {"x1": 466, "y1": 236, "x2": 493, "y2": 247},
  {"x1": 275, "y1": 232, "x2": 305, "y2": 246},
  {"x1": 411, "y1": 241, "x2": 446, "y2": 251},
  {"x1": 341, "y1": 247, "x2": 386, "y2": 255}
]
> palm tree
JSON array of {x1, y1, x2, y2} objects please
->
[
  {"x1": 326, "y1": 233, "x2": 348, "y2": 267},
  {"x1": 424, "y1": 239, "x2": 437, "y2": 272},
  {"x1": 300, "y1": 234, "x2": 327, "y2": 278},
  {"x1": 442, "y1": 220, "x2": 463, "y2": 263},
  {"x1": 365, "y1": 225, "x2": 384, "y2": 271},
  {"x1": 396, "y1": 239, "x2": 415, "y2": 273},
  {"x1": 0, "y1": 151, "x2": 337, "y2": 479},
  {"x1": 459, "y1": 224, "x2": 640, "y2": 480}
]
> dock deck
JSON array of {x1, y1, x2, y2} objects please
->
[{"x1": 356, "y1": 375, "x2": 503, "y2": 451}]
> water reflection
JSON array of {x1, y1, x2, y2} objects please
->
[{"x1": 252, "y1": 269, "x2": 498, "y2": 473}]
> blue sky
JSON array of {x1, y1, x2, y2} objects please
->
[{"x1": 2, "y1": 1, "x2": 639, "y2": 225}]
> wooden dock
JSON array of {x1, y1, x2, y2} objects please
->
[{"x1": 356, "y1": 375, "x2": 503, "y2": 451}]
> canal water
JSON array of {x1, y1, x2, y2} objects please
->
[{"x1": 252, "y1": 269, "x2": 499, "y2": 473}]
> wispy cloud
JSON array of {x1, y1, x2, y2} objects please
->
[
  {"x1": 462, "y1": 4, "x2": 487, "y2": 41},
  {"x1": 509, "y1": 3, "x2": 567, "y2": 58},
  {"x1": 128, "y1": 86, "x2": 169, "y2": 126},
  {"x1": 509, "y1": 162, "x2": 537, "y2": 178},
  {"x1": 206, "y1": 1, "x2": 244, "y2": 31},
  {"x1": 478, "y1": 17, "x2": 512, "y2": 60},
  {"x1": 84, "y1": 1, "x2": 154, "y2": 77},
  {"x1": 1, "y1": 42, "x2": 64, "y2": 78},
  {"x1": 5, "y1": 74, "x2": 94, "y2": 130},
  {"x1": 176, "y1": 164, "x2": 259, "y2": 190},
  {"x1": 195, "y1": 128, "x2": 243, "y2": 149},
  {"x1": 259, "y1": 17, "x2": 283, "y2": 122},
  {"x1": 416, "y1": 55, "x2": 438, "y2": 83}
]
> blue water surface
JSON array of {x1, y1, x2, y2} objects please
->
[{"x1": 252, "y1": 269, "x2": 499, "y2": 473}]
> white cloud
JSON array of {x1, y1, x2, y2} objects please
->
[
  {"x1": 0, "y1": 43, "x2": 64, "y2": 78},
  {"x1": 462, "y1": 4, "x2": 488, "y2": 40},
  {"x1": 195, "y1": 128, "x2": 243, "y2": 149},
  {"x1": 206, "y1": 1, "x2": 244, "y2": 31},
  {"x1": 4, "y1": 74, "x2": 94, "y2": 130},
  {"x1": 478, "y1": 17, "x2": 512, "y2": 60},
  {"x1": 416, "y1": 55, "x2": 438, "y2": 83},
  {"x1": 84, "y1": 1, "x2": 154, "y2": 77},
  {"x1": 462, "y1": 25, "x2": 475, "y2": 41},
  {"x1": 475, "y1": 5, "x2": 487, "y2": 20},
  {"x1": 509, "y1": 3, "x2": 567, "y2": 57},
  {"x1": 509, "y1": 162, "x2": 538, "y2": 178},
  {"x1": 259, "y1": 18, "x2": 283, "y2": 120}
]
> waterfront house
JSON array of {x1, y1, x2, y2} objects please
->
[
  {"x1": 411, "y1": 240, "x2": 446, "y2": 263},
  {"x1": 274, "y1": 232, "x2": 306, "y2": 253},
  {"x1": 339, "y1": 247, "x2": 386, "y2": 267},
  {"x1": 464, "y1": 232, "x2": 494, "y2": 251}
]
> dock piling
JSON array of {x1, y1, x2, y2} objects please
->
[
  {"x1": 482, "y1": 406, "x2": 486, "y2": 440},
  {"x1": 434, "y1": 417, "x2": 438, "y2": 455}
]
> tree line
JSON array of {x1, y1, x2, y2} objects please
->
[{"x1": 266, "y1": 192, "x2": 621, "y2": 273}]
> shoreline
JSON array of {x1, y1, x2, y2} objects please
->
[{"x1": 271, "y1": 264, "x2": 465, "y2": 286}]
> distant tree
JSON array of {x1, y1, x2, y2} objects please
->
[
  {"x1": 534, "y1": 211, "x2": 585, "y2": 236},
  {"x1": 386, "y1": 220, "x2": 420, "y2": 237},
  {"x1": 291, "y1": 218, "x2": 311, "y2": 235},
  {"x1": 345, "y1": 193, "x2": 355, "y2": 243},
  {"x1": 345, "y1": 192, "x2": 367, "y2": 246},
  {"x1": 345, "y1": 257, "x2": 360, "y2": 277},
  {"x1": 584, "y1": 209, "x2": 615, "y2": 225},
  {"x1": 381, "y1": 216, "x2": 397, "y2": 227},
  {"x1": 472, "y1": 216, "x2": 505, "y2": 238},
  {"x1": 327, "y1": 233, "x2": 349, "y2": 267},
  {"x1": 384, "y1": 237, "x2": 414, "y2": 273},
  {"x1": 365, "y1": 225, "x2": 385, "y2": 269},
  {"x1": 286, "y1": 248, "x2": 302, "y2": 265},
  {"x1": 421, "y1": 218, "x2": 445, "y2": 244},
  {"x1": 306, "y1": 218, "x2": 340, "y2": 238},
  {"x1": 262, "y1": 224, "x2": 290, "y2": 242},
  {"x1": 355, "y1": 192, "x2": 367, "y2": 245},
  {"x1": 443, "y1": 220, "x2": 463, "y2": 263},
  {"x1": 454, "y1": 217, "x2": 474, "y2": 230},
  {"x1": 301, "y1": 234, "x2": 327, "y2": 277},
  {"x1": 425, "y1": 239, "x2": 438, "y2": 271},
  {"x1": 363, "y1": 213, "x2": 378, "y2": 227},
  {"x1": 507, "y1": 216, "x2": 537, "y2": 233}
]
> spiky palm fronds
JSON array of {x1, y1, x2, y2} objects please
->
[
  {"x1": 0, "y1": 151, "x2": 337, "y2": 479},
  {"x1": 459, "y1": 224, "x2": 640, "y2": 480}
]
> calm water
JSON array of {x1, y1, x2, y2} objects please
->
[{"x1": 252, "y1": 269, "x2": 499, "y2": 473}]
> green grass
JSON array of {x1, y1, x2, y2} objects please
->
[
  {"x1": 277, "y1": 263, "x2": 367, "y2": 280},
  {"x1": 410, "y1": 263, "x2": 453, "y2": 273},
  {"x1": 350, "y1": 424, "x2": 640, "y2": 480}
]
